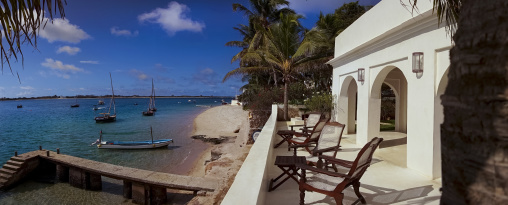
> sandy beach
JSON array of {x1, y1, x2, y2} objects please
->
[{"x1": 185, "y1": 105, "x2": 251, "y2": 204}]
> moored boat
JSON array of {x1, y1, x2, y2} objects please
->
[
  {"x1": 17, "y1": 104, "x2": 22, "y2": 108},
  {"x1": 95, "y1": 73, "x2": 117, "y2": 123},
  {"x1": 142, "y1": 79, "x2": 157, "y2": 116},
  {"x1": 92, "y1": 127, "x2": 173, "y2": 149}
]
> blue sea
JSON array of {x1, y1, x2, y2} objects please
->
[{"x1": 0, "y1": 97, "x2": 230, "y2": 204}]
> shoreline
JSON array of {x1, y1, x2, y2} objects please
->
[{"x1": 185, "y1": 105, "x2": 251, "y2": 204}]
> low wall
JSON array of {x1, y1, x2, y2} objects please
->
[{"x1": 221, "y1": 104, "x2": 279, "y2": 205}]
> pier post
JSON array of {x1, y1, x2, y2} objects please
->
[
  {"x1": 56, "y1": 165, "x2": 69, "y2": 182},
  {"x1": 46, "y1": 151, "x2": 50, "y2": 157},
  {"x1": 15, "y1": 151, "x2": 17, "y2": 156},
  {"x1": 39, "y1": 146, "x2": 42, "y2": 150},
  {"x1": 150, "y1": 186, "x2": 167, "y2": 204},
  {"x1": 69, "y1": 167, "x2": 84, "y2": 189},
  {"x1": 123, "y1": 180, "x2": 132, "y2": 199},
  {"x1": 57, "y1": 148, "x2": 60, "y2": 154},
  {"x1": 87, "y1": 172, "x2": 102, "y2": 191},
  {"x1": 132, "y1": 182, "x2": 148, "y2": 204}
]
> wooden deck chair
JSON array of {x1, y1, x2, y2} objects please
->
[
  {"x1": 298, "y1": 112, "x2": 322, "y2": 133},
  {"x1": 287, "y1": 118, "x2": 329, "y2": 153},
  {"x1": 275, "y1": 116, "x2": 325, "y2": 151},
  {"x1": 291, "y1": 122, "x2": 345, "y2": 169},
  {"x1": 296, "y1": 137, "x2": 384, "y2": 205}
]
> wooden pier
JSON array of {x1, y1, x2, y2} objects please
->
[{"x1": 0, "y1": 149, "x2": 218, "y2": 204}]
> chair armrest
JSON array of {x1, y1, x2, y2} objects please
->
[
  {"x1": 296, "y1": 163, "x2": 349, "y2": 178},
  {"x1": 319, "y1": 155, "x2": 353, "y2": 168},
  {"x1": 289, "y1": 141, "x2": 317, "y2": 149},
  {"x1": 313, "y1": 146, "x2": 340, "y2": 155}
]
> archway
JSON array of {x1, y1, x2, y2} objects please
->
[
  {"x1": 432, "y1": 68, "x2": 449, "y2": 178},
  {"x1": 337, "y1": 76, "x2": 358, "y2": 134},
  {"x1": 369, "y1": 66, "x2": 408, "y2": 166}
]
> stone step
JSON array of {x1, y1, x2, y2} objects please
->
[
  {"x1": 0, "y1": 172, "x2": 11, "y2": 180},
  {"x1": 10, "y1": 156, "x2": 25, "y2": 162},
  {"x1": 0, "y1": 177, "x2": 7, "y2": 184},
  {"x1": 2, "y1": 164, "x2": 20, "y2": 171},
  {"x1": 6, "y1": 160, "x2": 24, "y2": 167},
  {"x1": 0, "y1": 168, "x2": 16, "y2": 175}
]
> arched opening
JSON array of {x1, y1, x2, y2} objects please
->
[
  {"x1": 370, "y1": 66, "x2": 408, "y2": 166},
  {"x1": 433, "y1": 68, "x2": 449, "y2": 178},
  {"x1": 337, "y1": 76, "x2": 358, "y2": 134}
]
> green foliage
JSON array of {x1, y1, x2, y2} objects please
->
[
  {"x1": 238, "y1": 87, "x2": 283, "y2": 111},
  {"x1": 304, "y1": 92, "x2": 333, "y2": 115},
  {"x1": 0, "y1": 0, "x2": 66, "y2": 75},
  {"x1": 380, "y1": 120, "x2": 395, "y2": 131},
  {"x1": 288, "y1": 82, "x2": 312, "y2": 105}
]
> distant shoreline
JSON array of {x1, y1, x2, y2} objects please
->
[{"x1": 1, "y1": 96, "x2": 234, "y2": 101}]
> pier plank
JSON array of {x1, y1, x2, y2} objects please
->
[{"x1": 28, "y1": 150, "x2": 217, "y2": 192}]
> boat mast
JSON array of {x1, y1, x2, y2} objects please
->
[
  {"x1": 150, "y1": 126, "x2": 153, "y2": 144},
  {"x1": 109, "y1": 72, "x2": 116, "y2": 115},
  {"x1": 152, "y1": 79, "x2": 155, "y2": 108}
]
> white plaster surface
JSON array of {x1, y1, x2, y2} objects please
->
[{"x1": 328, "y1": 0, "x2": 452, "y2": 179}]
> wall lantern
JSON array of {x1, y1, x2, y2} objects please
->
[
  {"x1": 358, "y1": 68, "x2": 365, "y2": 85},
  {"x1": 412, "y1": 52, "x2": 424, "y2": 74}
]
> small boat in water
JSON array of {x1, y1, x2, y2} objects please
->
[
  {"x1": 17, "y1": 104, "x2": 22, "y2": 108},
  {"x1": 95, "y1": 73, "x2": 116, "y2": 123},
  {"x1": 71, "y1": 96, "x2": 80, "y2": 107},
  {"x1": 142, "y1": 79, "x2": 156, "y2": 116},
  {"x1": 92, "y1": 127, "x2": 173, "y2": 149},
  {"x1": 98, "y1": 99, "x2": 105, "y2": 105}
]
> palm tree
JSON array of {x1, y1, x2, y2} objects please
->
[
  {"x1": 0, "y1": 0, "x2": 66, "y2": 78},
  {"x1": 225, "y1": 0, "x2": 295, "y2": 86},
  {"x1": 408, "y1": 0, "x2": 508, "y2": 203},
  {"x1": 227, "y1": 13, "x2": 328, "y2": 120}
]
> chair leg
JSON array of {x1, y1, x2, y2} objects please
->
[
  {"x1": 299, "y1": 188, "x2": 305, "y2": 205},
  {"x1": 353, "y1": 181, "x2": 366, "y2": 204},
  {"x1": 333, "y1": 193, "x2": 344, "y2": 205}
]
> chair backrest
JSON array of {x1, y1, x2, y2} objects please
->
[
  {"x1": 348, "y1": 137, "x2": 384, "y2": 180},
  {"x1": 307, "y1": 118, "x2": 330, "y2": 140},
  {"x1": 314, "y1": 122, "x2": 345, "y2": 156},
  {"x1": 305, "y1": 112, "x2": 322, "y2": 128}
]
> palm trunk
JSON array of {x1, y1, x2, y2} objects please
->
[
  {"x1": 441, "y1": 0, "x2": 508, "y2": 204},
  {"x1": 284, "y1": 78, "x2": 289, "y2": 121}
]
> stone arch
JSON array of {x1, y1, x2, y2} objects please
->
[
  {"x1": 337, "y1": 75, "x2": 358, "y2": 134},
  {"x1": 432, "y1": 67, "x2": 449, "y2": 178},
  {"x1": 369, "y1": 66, "x2": 408, "y2": 137}
]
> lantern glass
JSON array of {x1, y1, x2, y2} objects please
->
[
  {"x1": 412, "y1": 52, "x2": 423, "y2": 73},
  {"x1": 358, "y1": 68, "x2": 365, "y2": 83}
]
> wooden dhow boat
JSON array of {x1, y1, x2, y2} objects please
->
[{"x1": 92, "y1": 127, "x2": 173, "y2": 149}]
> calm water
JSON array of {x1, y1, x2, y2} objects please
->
[{"x1": 0, "y1": 97, "x2": 230, "y2": 204}]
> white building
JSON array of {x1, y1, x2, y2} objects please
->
[{"x1": 329, "y1": 0, "x2": 451, "y2": 179}]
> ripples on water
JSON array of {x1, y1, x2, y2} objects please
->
[{"x1": 0, "y1": 97, "x2": 229, "y2": 204}]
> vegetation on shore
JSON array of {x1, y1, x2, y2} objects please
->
[{"x1": 223, "y1": 0, "x2": 368, "y2": 120}]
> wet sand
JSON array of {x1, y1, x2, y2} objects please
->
[{"x1": 185, "y1": 105, "x2": 251, "y2": 204}]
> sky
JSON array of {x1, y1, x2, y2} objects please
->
[{"x1": 0, "y1": 0, "x2": 380, "y2": 98}]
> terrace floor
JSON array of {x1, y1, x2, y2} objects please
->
[{"x1": 265, "y1": 122, "x2": 442, "y2": 205}]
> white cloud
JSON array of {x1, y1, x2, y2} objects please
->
[
  {"x1": 129, "y1": 69, "x2": 149, "y2": 81},
  {"x1": 39, "y1": 18, "x2": 90, "y2": 43},
  {"x1": 138, "y1": 1, "x2": 205, "y2": 36},
  {"x1": 41, "y1": 58, "x2": 84, "y2": 79},
  {"x1": 56, "y1": 46, "x2": 81, "y2": 55},
  {"x1": 20, "y1": 86, "x2": 34, "y2": 90},
  {"x1": 111, "y1": 27, "x2": 139, "y2": 37},
  {"x1": 80, "y1": 60, "x2": 99, "y2": 64}
]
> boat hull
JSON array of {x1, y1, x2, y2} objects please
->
[
  {"x1": 95, "y1": 115, "x2": 116, "y2": 123},
  {"x1": 97, "y1": 139, "x2": 173, "y2": 149}
]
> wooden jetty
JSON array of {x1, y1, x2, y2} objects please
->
[{"x1": 0, "y1": 149, "x2": 218, "y2": 204}]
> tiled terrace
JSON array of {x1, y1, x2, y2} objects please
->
[{"x1": 264, "y1": 122, "x2": 442, "y2": 205}]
